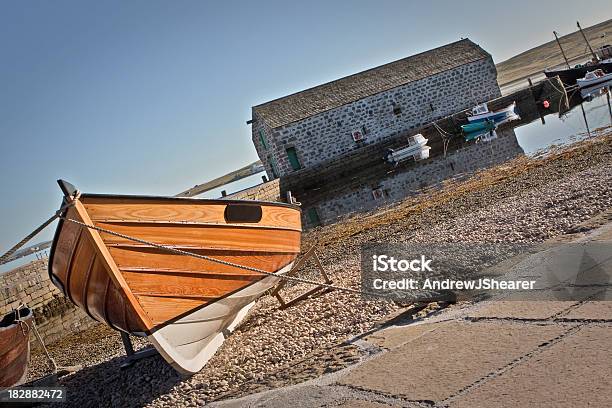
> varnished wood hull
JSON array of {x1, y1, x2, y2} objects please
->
[
  {"x1": 0, "y1": 308, "x2": 33, "y2": 387},
  {"x1": 49, "y1": 184, "x2": 301, "y2": 374}
]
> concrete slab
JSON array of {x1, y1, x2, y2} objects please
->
[
  {"x1": 450, "y1": 326, "x2": 612, "y2": 408},
  {"x1": 339, "y1": 322, "x2": 565, "y2": 401},
  {"x1": 335, "y1": 400, "x2": 400, "y2": 408},
  {"x1": 208, "y1": 385, "x2": 338, "y2": 408},
  {"x1": 563, "y1": 301, "x2": 612, "y2": 320},
  {"x1": 364, "y1": 321, "x2": 448, "y2": 349},
  {"x1": 466, "y1": 301, "x2": 576, "y2": 320}
]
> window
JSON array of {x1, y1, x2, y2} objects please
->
[
  {"x1": 392, "y1": 103, "x2": 402, "y2": 115},
  {"x1": 285, "y1": 147, "x2": 301, "y2": 171},
  {"x1": 268, "y1": 155, "x2": 279, "y2": 178},
  {"x1": 258, "y1": 130, "x2": 268, "y2": 149}
]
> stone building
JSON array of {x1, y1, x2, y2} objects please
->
[{"x1": 250, "y1": 39, "x2": 501, "y2": 179}]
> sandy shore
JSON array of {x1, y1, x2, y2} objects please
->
[{"x1": 31, "y1": 128, "x2": 612, "y2": 407}]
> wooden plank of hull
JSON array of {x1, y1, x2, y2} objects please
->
[
  {"x1": 96, "y1": 222, "x2": 300, "y2": 253},
  {"x1": 109, "y1": 246, "x2": 294, "y2": 275},
  {"x1": 49, "y1": 192, "x2": 302, "y2": 373},
  {"x1": 0, "y1": 309, "x2": 33, "y2": 387}
]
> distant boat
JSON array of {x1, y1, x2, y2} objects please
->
[
  {"x1": 467, "y1": 102, "x2": 517, "y2": 123},
  {"x1": 461, "y1": 119, "x2": 496, "y2": 134},
  {"x1": 544, "y1": 60, "x2": 612, "y2": 85},
  {"x1": 49, "y1": 180, "x2": 301, "y2": 374},
  {"x1": 576, "y1": 69, "x2": 612, "y2": 88},
  {"x1": 580, "y1": 79, "x2": 612, "y2": 99},
  {"x1": 385, "y1": 133, "x2": 431, "y2": 165},
  {"x1": 0, "y1": 307, "x2": 33, "y2": 387}
]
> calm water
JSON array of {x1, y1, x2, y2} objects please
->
[{"x1": 514, "y1": 85, "x2": 612, "y2": 155}]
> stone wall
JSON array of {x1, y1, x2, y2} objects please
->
[
  {"x1": 303, "y1": 129, "x2": 523, "y2": 228},
  {"x1": 0, "y1": 259, "x2": 96, "y2": 348},
  {"x1": 223, "y1": 178, "x2": 281, "y2": 202},
  {"x1": 254, "y1": 57, "x2": 501, "y2": 179}
]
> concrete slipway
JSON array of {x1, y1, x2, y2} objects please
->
[{"x1": 210, "y1": 219, "x2": 612, "y2": 408}]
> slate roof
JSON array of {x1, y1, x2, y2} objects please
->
[{"x1": 252, "y1": 39, "x2": 491, "y2": 129}]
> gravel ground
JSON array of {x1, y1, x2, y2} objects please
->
[{"x1": 31, "y1": 131, "x2": 612, "y2": 407}]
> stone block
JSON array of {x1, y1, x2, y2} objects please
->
[{"x1": 339, "y1": 321, "x2": 564, "y2": 401}]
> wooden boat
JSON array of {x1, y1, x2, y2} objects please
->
[
  {"x1": 0, "y1": 307, "x2": 33, "y2": 387},
  {"x1": 49, "y1": 180, "x2": 301, "y2": 374},
  {"x1": 576, "y1": 69, "x2": 612, "y2": 88}
]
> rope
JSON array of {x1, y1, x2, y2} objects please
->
[
  {"x1": 0, "y1": 201, "x2": 75, "y2": 265},
  {"x1": 15, "y1": 304, "x2": 58, "y2": 373},
  {"x1": 59, "y1": 215, "x2": 418, "y2": 300},
  {"x1": 432, "y1": 121, "x2": 455, "y2": 158}
]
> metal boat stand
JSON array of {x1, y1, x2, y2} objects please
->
[
  {"x1": 120, "y1": 332, "x2": 158, "y2": 369},
  {"x1": 271, "y1": 246, "x2": 333, "y2": 309}
]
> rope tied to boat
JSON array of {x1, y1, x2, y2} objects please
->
[
  {"x1": 0, "y1": 200, "x2": 77, "y2": 265},
  {"x1": 15, "y1": 303, "x2": 59, "y2": 374},
  {"x1": 58, "y1": 215, "x2": 407, "y2": 300}
]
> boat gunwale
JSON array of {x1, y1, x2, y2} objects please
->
[{"x1": 79, "y1": 193, "x2": 302, "y2": 211}]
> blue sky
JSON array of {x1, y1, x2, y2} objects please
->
[{"x1": 0, "y1": 0, "x2": 610, "y2": 253}]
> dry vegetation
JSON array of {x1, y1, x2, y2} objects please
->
[{"x1": 496, "y1": 19, "x2": 612, "y2": 85}]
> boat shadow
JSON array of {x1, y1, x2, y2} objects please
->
[{"x1": 49, "y1": 348, "x2": 184, "y2": 407}]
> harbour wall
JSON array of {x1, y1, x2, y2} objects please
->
[
  {"x1": 224, "y1": 178, "x2": 281, "y2": 202},
  {"x1": 0, "y1": 259, "x2": 96, "y2": 348},
  {"x1": 305, "y1": 128, "x2": 523, "y2": 227}
]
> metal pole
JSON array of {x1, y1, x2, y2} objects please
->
[
  {"x1": 577, "y1": 21, "x2": 598, "y2": 61},
  {"x1": 607, "y1": 92, "x2": 612, "y2": 124},
  {"x1": 580, "y1": 103, "x2": 590, "y2": 137},
  {"x1": 553, "y1": 31, "x2": 571, "y2": 69}
]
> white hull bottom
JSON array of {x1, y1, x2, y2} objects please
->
[{"x1": 148, "y1": 262, "x2": 293, "y2": 375}]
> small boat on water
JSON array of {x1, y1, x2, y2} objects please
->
[
  {"x1": 461, "y1": 119, "x2": 496, "y2": 134},
  {"x1": 464, "y1": 129, "x2": 497, "y2": 142},
  {"x1": 580, "y1": 79, "x2": 612, "y2": 100},
  {"x1": 466, "y1": 102, "x2": 517, "y2": 123},
  {"x1": 544, "y1": 60, "x2": 612, "y2": 85},
  {"x1": 576, "y1": 69, "x2": 612, "y2": 89},
  {"x1": 49, "y1": 180, "x2": 301, "y2": 374},
  {"x1": 0, "y1": 307, "x2": 33, "y2": 387},
  {"x1": 385, "y1": 133, "x2": 431, "y2": 165}
]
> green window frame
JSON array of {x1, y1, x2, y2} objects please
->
[
  {"x1": 258, "y1": 129, "x2": 268, "y2": 149},
  {"x1": 268, "y1": 155, "x2": 279, "y2": 178},
  {"x1": 307, "y1": 207, "x2": 321, "y2": 226},
  {"x1": 286, "y1": 147, "x2": 301, "y2": 171}
]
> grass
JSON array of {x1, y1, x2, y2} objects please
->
[{"x1": 496, "y1": 19, "x2": 612, "y2": 86}]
